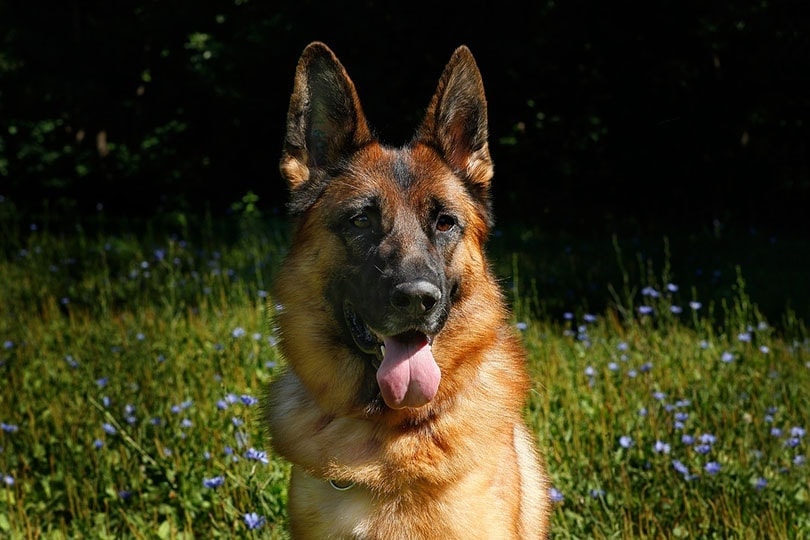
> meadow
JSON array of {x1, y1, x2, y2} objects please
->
[{"x1": 0, "y1": 202, "x2": 808, "y2": 539}]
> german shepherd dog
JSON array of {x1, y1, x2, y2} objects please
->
[{"x1": 264, "y1": 42, "x2": 551, "y2": 539}]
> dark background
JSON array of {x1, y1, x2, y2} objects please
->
[{"x1": 2, "y1": 1, "x2": 808, "y2": 234}]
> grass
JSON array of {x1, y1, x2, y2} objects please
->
[{"x1": 0, "y1": 205, "x2": 808, "y2": 539}]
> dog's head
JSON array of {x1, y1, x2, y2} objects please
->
[{"x1": 276, "y1": 42, "x2": 497, "y2": 412}]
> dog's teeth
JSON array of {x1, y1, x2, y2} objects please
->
[{"x1": 380, "y1": 345, "x2": 386, "y2": 357}]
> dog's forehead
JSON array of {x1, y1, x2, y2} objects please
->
[{"x1": 343, "y1": 144, "x2": 465, "y2": 201}]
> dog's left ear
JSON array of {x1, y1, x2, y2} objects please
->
[
  {"x1": 280, "y1": 42, "x2": 374, "y2": 213},
  {"x1": 416, "y1": 46, "x2": 493, "y2": 191}
]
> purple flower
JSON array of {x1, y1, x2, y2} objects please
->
[
  {"x1": 619, "y1": 435, "x2": 634, "y2": 449},
  {"x1": 721, "y1": 351, "x2": 735, "y2": 363},
  {"x1": 670, "y1": 305, "x2": 683, "y2": 314},
  {"x1": 681, "y1": 434, "x2": 695, "y2": 445},
  {"x1": 2, "y1": 474, "x2": 14, "y2": 486},
  {"x1": 699, "y1": 433, "x2": 717, "y2": 445},
  {"x1": 754, "y1": 477, "x2": 767, "y2": 490},
  {"x1": 791, "y1": 427, "x2": 806, "y2": 438},
  {"x1": 638, "y1": 306, "x2": 654, "y2": 315},
  {"x1": 240, "y1": 394, "x2": 258, "y2": 406},
  {"x1": 654, "y1": 440, "x2": 671, "y2": 454},
  {"x1": 666, "y1": 283, "x2": 679, "y2": 292},
  {"x1": 549, "y1": 487, "x2": 564, "y2": 503},
  {"x1": 583, "y1": 313, "x2": 597, "y2": 323},
  {"x1": 203, "y1": 476, "x2": 225, "y2": 489},
  {"x1": 641, "y1": 286, "x2": 660, "y2": 298},
  {"x1": 784, "y1": 437, "x2": 801, "y2": 448},
  {"x1": 794, "y1": 455, "x2": 806, "y2": 466},
  {"x1": 232, "y1": 327, "x2": 246, "y2": 338},
  {"x1": 705, "y1": 461, "x2": 721, "y2": 475},
  {"x1": 244, "y1": 448, "x2": 269, "y2": 464},
  {"x1": 93, "y1": 439, "x2": 104, "y2": 449},
  {"x1": 672, "y1": 459, "x2": 689, "y2": 475},
  {"x1": 695, "y1": 444, "x2": 712, "y2": 455},
  {"x1": 243, "y1": 512, "x2": 266, "y2": 530},
  {"x1": 737, "y1": 332, "x2": 752, "y2": 342},
  {"x1": 102, "y1": 423, "x2": 116, "y2": 435},
  {"x1": 689, "y1": 301, "x2": 702, "y2": 310},
  {"x1": 1, "y1": 422, "x2": 19, "y2": 433},
  {"x1": 589, "y1": 488, "x2": 605, "y2": 498}
]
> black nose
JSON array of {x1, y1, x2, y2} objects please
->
[{"x1": 391, "y1": 280, "x2": 442, "y2": 316}]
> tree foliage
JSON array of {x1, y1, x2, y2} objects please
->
[{"x1": 1, "y1": 1, "x2": 807, "y2": 232}]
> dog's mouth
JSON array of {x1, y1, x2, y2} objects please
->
[{"x1": 344, "y1": 302, "x2": 441, "y2": 410}]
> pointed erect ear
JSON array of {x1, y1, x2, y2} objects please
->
[
  {"x1": 280, "y1": 42, "x2": 373, "y2": 197},
  {"x1": 415, "y1": 46, "x2": 493, "y2": 190}
]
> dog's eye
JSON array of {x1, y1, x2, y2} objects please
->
[
  {"x1": 436, "y1": 214, "x2": 456, "y2": 233},
  {"x1": 350, "y1": 213, "x2": 371, "y2": 229}
]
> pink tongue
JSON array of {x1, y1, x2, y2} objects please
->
[{"x1": 376, "y1": 335, "x2": 441, "y2": 409}]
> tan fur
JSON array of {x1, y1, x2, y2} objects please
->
[{"x1": 264, "y1": 42, "x2": 551, "y2": 539}]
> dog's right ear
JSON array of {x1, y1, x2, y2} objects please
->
[{"x1": 280, "y1": 42, "x2": 373, "y2": 213}]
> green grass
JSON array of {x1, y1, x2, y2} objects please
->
[{"x1": 0, "y1": 209, "x2": 808, "y2": 539}]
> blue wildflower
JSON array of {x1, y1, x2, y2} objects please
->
[
  {"x1": 699, "y1": 433, "x2": 716, "y2": 445},
  {"x1": 1, "y1": 423, "x2": 19, "y2": 433},
  {"x1": 681, "y1": 434, "x2": 695, "y2": 445},
  {"x1": 243, "y1": 512, "x2": 266, "y2": 530},
  {"x1": 784, "y1": 437, "x2": 801, "y2": 448},
  {"x1": 705, "y1": 461, "x2": 721, "y2": 475},
  {"x1": 654, "y1": 441, "x2": 671, "y2": 454},
  {"x1": 203, "y1": 476, "x2": 225, "y2": 489},
  {"x1": 672, "y1": 459, "x2": 689, "y2": 475},
  {"x1": 102, "y1": 423, "x2": 116, "y2": 435},
  {"x1": 244, "y1": 448, "x2": 269, "y2": 464},
  {"x1": 641, "y1": 286, "x2": 660, "y2": 298},
  {"x1": 549, "y1": 487, "x2": 564, "y2": 503},
  {"x1": 240, "y1": 395, "x2": 258, "y2": 406},
  {"x1": 619, "y1": 435, "x2": 634, "y2": 449},
  {"x1": 638, "y1": 306, "x2": 654, "y2": 315},
  {"x1": 232, "y1": 327, "x2": 246, "y2": 338}
]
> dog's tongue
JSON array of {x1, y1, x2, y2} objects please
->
[{"x1": 376, "y1": 335, "x2": 440, "y2": 409}]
